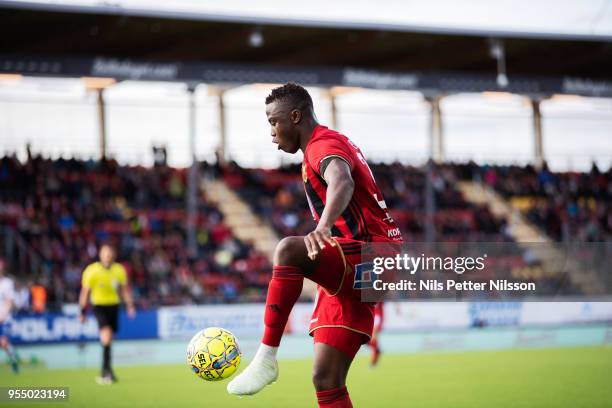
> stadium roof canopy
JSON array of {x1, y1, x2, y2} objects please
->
[
  {"x1": 3, "y1": 0, "x2": 612, "y2": 40},
  {"x1": 1, "y1": 0, "x2": 612, "y2": 96}
]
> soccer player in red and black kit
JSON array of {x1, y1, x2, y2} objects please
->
[{"x1": 227, "y1": 83, "x2": 402, "y2": 407}]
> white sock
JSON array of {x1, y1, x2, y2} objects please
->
[
  {"x1": 253, "y1": 343, "x2": 278, "y2": 361},
  {"x1": 227, "y1": 343, "x2": 279, "y2": 395}
]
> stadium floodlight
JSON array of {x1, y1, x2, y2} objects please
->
[
  {"x1": 249, "y1": 28, "x2": 264, "y2": 48},
  {"x1": 81, "y1": 76, "x2": 116, "y2": 90},
  {"x1": 489, "y1": 38, "x2": 509, "y2": 89}
]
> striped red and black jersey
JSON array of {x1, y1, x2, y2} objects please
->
[{"x1": 302, "y1": 125, "x2": 403, "y2": 242}]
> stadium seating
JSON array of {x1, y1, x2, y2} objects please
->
[
  {"x1": 0, "y1": 155, "x2": 271, "y2": 310},
  {"x1": 220, "y1": 161, "x2": 600, "y2": 297},
  {"x1": 2, "y1": 156, "x2": 605, "y2": 309},
  {"x1": 455, "y1": 162, "x2": 611, "y2": 242},
  {"x1": 223, "y1": 161, "x2": 513, "y2": 242}
]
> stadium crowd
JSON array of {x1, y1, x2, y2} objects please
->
[
  {"x1": 1, "y1": 155, "x2": 608, "y2": 311},
  {"x1": 223, "y1": 161, "x2": 512, "y2": 242},
  {"x1": 226, "y1": 159, "x2": 612, "y2": 296},
  {"x1": 453, "y1": 162, "x2": 611, "y2": 242},
  {"x1": 0, "y1": 155, "x2": 270, "y2": 311}
]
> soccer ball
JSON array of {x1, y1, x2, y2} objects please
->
[{"x1": 186, "y1": 327, "x2": 242, "y2": 381}]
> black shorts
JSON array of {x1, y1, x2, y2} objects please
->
[{"x1": 93, "y1": 305, "x2": 119, "y2": 333}]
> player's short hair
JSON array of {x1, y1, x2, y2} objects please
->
[
  {"x1": 265, "y1": 82, "x2": 313, "y2": 112},
  {"x1": 99, "y1": 242, "x2": 116, "y2": 252}
]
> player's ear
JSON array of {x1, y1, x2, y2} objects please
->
[{"x1": 290, "y1": 109, "x2": 302, "y2": 124}]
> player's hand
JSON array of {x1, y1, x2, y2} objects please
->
[
  {"x1": 79, "y1": 306, "x2": 87, "y2": 323},
  {"x1": 127, "y1": 305, "x2": 136, "y2": 319},
  {"x1": 304, "y1": 226, "x2": 336, "y2": 260}
]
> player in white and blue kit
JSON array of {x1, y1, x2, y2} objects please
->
[{"x1": 0, "y1": 258, "x2": 19, "y2": 373}]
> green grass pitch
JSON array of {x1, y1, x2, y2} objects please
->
[{"x1": 2, "y1": 346, "x2": 611, "y2": 407}]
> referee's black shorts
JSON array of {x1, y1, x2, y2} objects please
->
[{"x1": 93, "y1": 305, "x2": 120, "y2": 333}]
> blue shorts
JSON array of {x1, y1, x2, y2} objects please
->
[{"x1": 0, "y1": 321, "x2": 8, "y2": 337}]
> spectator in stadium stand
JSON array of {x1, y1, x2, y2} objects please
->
[
  {"x1": 30, "y1": 280, "x2": 47, "y2": 314},
  {"x1": 12, "y1": 280, "x2": 30, "y2": 314}
]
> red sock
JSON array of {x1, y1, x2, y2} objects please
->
[
  {"x1": 369, "y1": 338, "x2": 380, "y2": 366},
  {"x1": 261, "y1": 266, "x2": 303, "y2": 347},
  {"x1": 369, "y1": 337, "x2": 378, "y2": 350},
  {"x1": 316, "y1": 386, "x2": 353, "y2": 408}
]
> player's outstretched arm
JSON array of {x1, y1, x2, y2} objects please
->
[
  {"x1": 305, "y1": 158, "x2": 354, "y2": 260},
  {"x1": 120, "y1": 283, "x2": 136, "y2": 318},
  {"x1": 78, "y1": 286, "x2": 90, "y2": 323}
]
